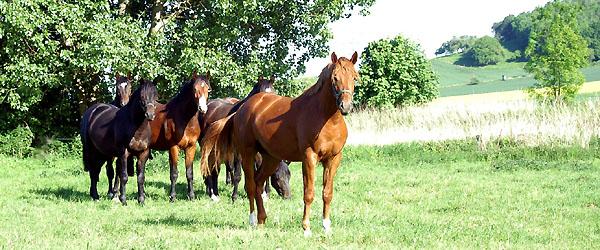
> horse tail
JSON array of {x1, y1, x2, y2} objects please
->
[
  {"x1": 200, "y1": 113, "x2": 236, "y2": 177},
  {"x1": 80, "y1": 109, "x2": 92, "y2": 172}
]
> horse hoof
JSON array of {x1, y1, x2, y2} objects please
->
[
  {"x1": 188, "y1": 193, "x2": 196, "y2": 200},
  {"x1": 169, "y1": 196, "x2": 176, "y2": 203},
  {"x1": 231, "y1": 194, "x2": 238, "y2": 202},
  {"x1": 303, "y1": 228, "x2": 312, "y2": 237},
  {"x1": 210, "y1": 194, "x2": 220, "y2": 202},
  {"x1": 107, "y1": 192, "x2": 114, "y2": 199},
  {"x1": 248, "y1": 212, "x2": 258, "y2": 226}
]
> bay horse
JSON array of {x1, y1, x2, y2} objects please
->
[
  {"x1": 81, "y1": 78, "x2": 158, "y2": 205},
  {"x1": 144, "y1": 72, "x2": 211, "y2": 202},
  {"x1": 200, "y1": 52, "x2": 358, "y2": 235},
  {"x1": 200, "y1": 76, "x2": 290, "y2": 202}
]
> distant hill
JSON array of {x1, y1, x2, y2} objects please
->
[{"x1": 432, "y1": 54, "x2": 600, "y2": 97}]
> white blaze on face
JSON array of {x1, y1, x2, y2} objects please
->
[
  {"x1": 198, "y1": 95, "x2": 208, "y2": 112},
  {"x1": 264, "y1": 87, "x2": 272, "y2": 93},
  {"x1": 120, "y1": 82, "x2": 127, "y2": 90}
]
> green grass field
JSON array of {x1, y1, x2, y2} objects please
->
[
  {"x1": 2, "y1": 141, "x2": 600, "y2": 248},
  {"x1": 433, "y1": 55, "x2": 600, "y2": 97}
]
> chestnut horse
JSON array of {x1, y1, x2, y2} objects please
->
[
  {"x1": 200, "y1": 76, "x2": 277, "y2": 202},
  {"x1": 81, "y1": 78, "x2": 158, "y2": 205},
  {"x1": 200, "y1": 52, "x2": 358, "y2": 235},
  {"x1": 145, "y1": 72, "x2": 211, "y2": 202}
]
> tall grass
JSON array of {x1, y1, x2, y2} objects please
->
[{"x1": 345, "y1": 99, "x2": 600, "y2": 147}]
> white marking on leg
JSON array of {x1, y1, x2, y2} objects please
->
[
  {"x1": 323, "y1": 217, "x2": 332, "y2": 234},
  {"x1": 261, "y1": 190, "x2": 268, "y2": 201},
  {"x1": 249, "y1": 212, "x2": 258, "y2": 226},
  {"x1": 210, "y1": 194, "x2": 220, "y2": 202},
  {"x1": 303, "y1": 227, "x2": 312, "y2": 237}
]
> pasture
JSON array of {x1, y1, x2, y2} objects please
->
[{"x1": 1, "y1": 137, "x2": 600, "y2": 248}]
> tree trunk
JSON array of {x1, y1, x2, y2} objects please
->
[{"x1": 149, "y1": 0, "x2": 167, "y2": 36}]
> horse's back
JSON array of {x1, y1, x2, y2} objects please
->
[
  {"x1": 235, "y1": 93, "x2": 302, "y2": 161},
  {"x1": 85, "y1": 103, "x2": 119, "y2": 157}
]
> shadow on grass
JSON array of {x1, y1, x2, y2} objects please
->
[
  {"x1": 31, "y1": 187, "x2": 89, "y2": 202},
  {"x1": 140, "y1": 214, "x2": 242, "y2": 229}
]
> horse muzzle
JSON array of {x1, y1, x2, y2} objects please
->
[
  {"x1": 338, "y1": 100, "x2": 353, "y2": 116},
  {"x1": 145, "y1": 112, "x2": 155, "y2": 121}
]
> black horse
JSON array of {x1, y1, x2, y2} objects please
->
[
  {"x1": 200, "y1": 76, "x2": 291, "y2": 201},
  {"x1": 80, "y1": 78, "x2": 158, "y2": 205}
]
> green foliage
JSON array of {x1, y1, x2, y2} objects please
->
[
  {"x1": 525, "y1": 0, "x2": 589, "y2": 103},
  {"x1": 0, "y1": 0, "x2": 375, "y2": 139},
  {"x1": 356, "y1": 35, "x2": 439, "y2": 108},
  {"x1": 435, "y1": 35, "x2": 477, "y2": 56},
  {"x1": 0, "y1": 125, "x2": 34, "y2": 158},
  {"x1": 466, "y1": 36, "x2": 508, "y2": 66}
]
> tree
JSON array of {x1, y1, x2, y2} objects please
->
[
  {"x1": 0, "y1": 0, "x2": 375, "y2": 141},
  {"x1": 435, "y1": 35, "x2": 477, "y2": 56},
  {"x1": 356, "y1": 35, "x2": 439, "y2": 109},
  {"x1": 467, "y1": 36, "x2": 507, "y2": 66},
  {"x1": 524, "y1": 0, "x2": 589, "y2": 103}
]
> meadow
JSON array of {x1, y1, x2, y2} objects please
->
[{"x1": 2, "y1": 94, "x2": 600, "y2": 248}]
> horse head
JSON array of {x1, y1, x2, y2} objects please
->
[
  {"x1": 191, "y1": 71, "x2": 211, "y2": 114},
  {"x1": 138, "y1": 77, "x2": 159, "y2": 121},
  {"x1": 270, "y1": 160, "x2": 292, "y2": 199},
  {"x1": 115, "y1": 72, "x2": 132, "y2": 107},
  {"x1": 330, "y1": 51, "x2": 359, "y2": 115},
  {"x1": 255, "y1": 75, "x2": 276, "y2": 94}
]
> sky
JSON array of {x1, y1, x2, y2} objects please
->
[{"x1": 302, "y1": 0, "x2": 550, "y2": 77}]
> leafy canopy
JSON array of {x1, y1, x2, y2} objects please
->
[{"x1": 524, "y1": 0, "x2": 589, "y2": 103}]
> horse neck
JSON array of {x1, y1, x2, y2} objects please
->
[
  {"x1": 300, "y1": 78, "x2": 340, "y2": 119},
  {"x1": 167, "y1": 89, "x2": 198, "y2": 119}
]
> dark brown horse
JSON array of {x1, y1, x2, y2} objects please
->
[
  {"x1": 105, "y1": 73, "x2": 133, "y2": 198},
  {"x1": 81, "y1": 78, "x2": 158, "y2": 205},
  {"x1": 200, "y1": 52, "x2": 358, "y2": 235},
  {"x1": 200, "y1": 76, "x2": 278, "y2": 202},
  {"x1": 145, "y1": 72, "x2": 211, "y2": 202}
]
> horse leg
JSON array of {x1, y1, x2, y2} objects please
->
[
  {"x1": 254, "y1": 154, "x2": 280, "y2": 225},
  {"x1": 89, "y1": 160, "x2": 103, "y2": 201},
  {"x1": 321, "y1": 153, "x2": 341, "y2": 234},
  {"x1": 225, "y1": 161, "x2": 233, "y2": 185},
  {"x1": 118, "y1": 152, "x2": 129, "y2": 206},
  {"x1": 168, "y1": 147, "x2": 180, "y2": 202},
  {"x1": 106, "y1": 158, "x2": 114, "y2": 198},
  {"x1": 184, "y1": 145, "x2": 196, "y2": 200},
  {"x1": 136, "y1": 150, "x2": 151, "y2": 205},
  {"x1": 210, "y1": 167, "x2": 220, "y2": 201},
  {"x1": 111, "y1": 162, "x2": 120, "y2": 200},
  {"x1": 301, "y1": 150, "x2": 319, "y2": 236},
  {"x1": 231, "y1": 157, "x2": 242, "y2": 202},
  {"x1": 241, "y1": 152, "x2": 257, "y2": 226}
]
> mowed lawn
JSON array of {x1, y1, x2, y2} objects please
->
[{"x1": 1, "y1": 142, "x2": 599, "y2": 248}]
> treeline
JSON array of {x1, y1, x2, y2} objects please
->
[
  {"x1": 436, "y1": 0, "x2": 600, "y2": 65},
  {"x1": 0, "y1": 0, "x2": 374, "y2": 143}
]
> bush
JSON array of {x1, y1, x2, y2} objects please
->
[
  {"x1": 0, "y1": 126, "x2": 34, "y2": 158},
  {"x1": 467, "y1": 36, "x2": 508, "y2": 65},
  {"x1": 356, "y1": 35, "x2": 439, "y2": 108}
]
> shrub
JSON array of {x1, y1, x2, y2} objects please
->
[
  {"x1": 356, "y1": 35, "x2": 439, "y2": 108},
  {"x1": 467, "y1": 36, "x2": 508, "y2": 66},
  {"x1": 0, "y1": 126, "x2": 34, "y2": 158}
]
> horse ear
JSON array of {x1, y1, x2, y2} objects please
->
[
  {"x1": 258, "y1": 76, "x2": 263, "y2": 81},
  {"x1": 116, "y1": 73, "x2": 120, "y2": 79},
  {"x1": 351, "y1": 51, "x2": 358, "y2": 64},
  {"x1": 139, "y1": 78, "x2": 145, "y2": 85},
  {"x1": 127, "y1": 72, "x2": 132, "y2": 79},
  {"x1": 270, "y1": 76, "x2": 275, "y2": 83},
  {"x1": 205, "y1": 71, "x2": 210, "y2": 80},
  {"x1": 152, "y1": 77, "x2": 159, "y2": 86},
  {"x1": 192, "y1": 72, "x2": 198, "y2": 81},
  {"x1": 331, "y1": 52, "x2": 338, "y2": 63}
]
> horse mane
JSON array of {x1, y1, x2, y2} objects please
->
[
  {"x1": 168, "y1": 76, "x2": 202, "y2": 106},
  {"x1": 301, "y1": 57, "x2": 357, "y2": 97},
  {"x1": 228, "y1": 80, "x2": 264, "y2": 115}
]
